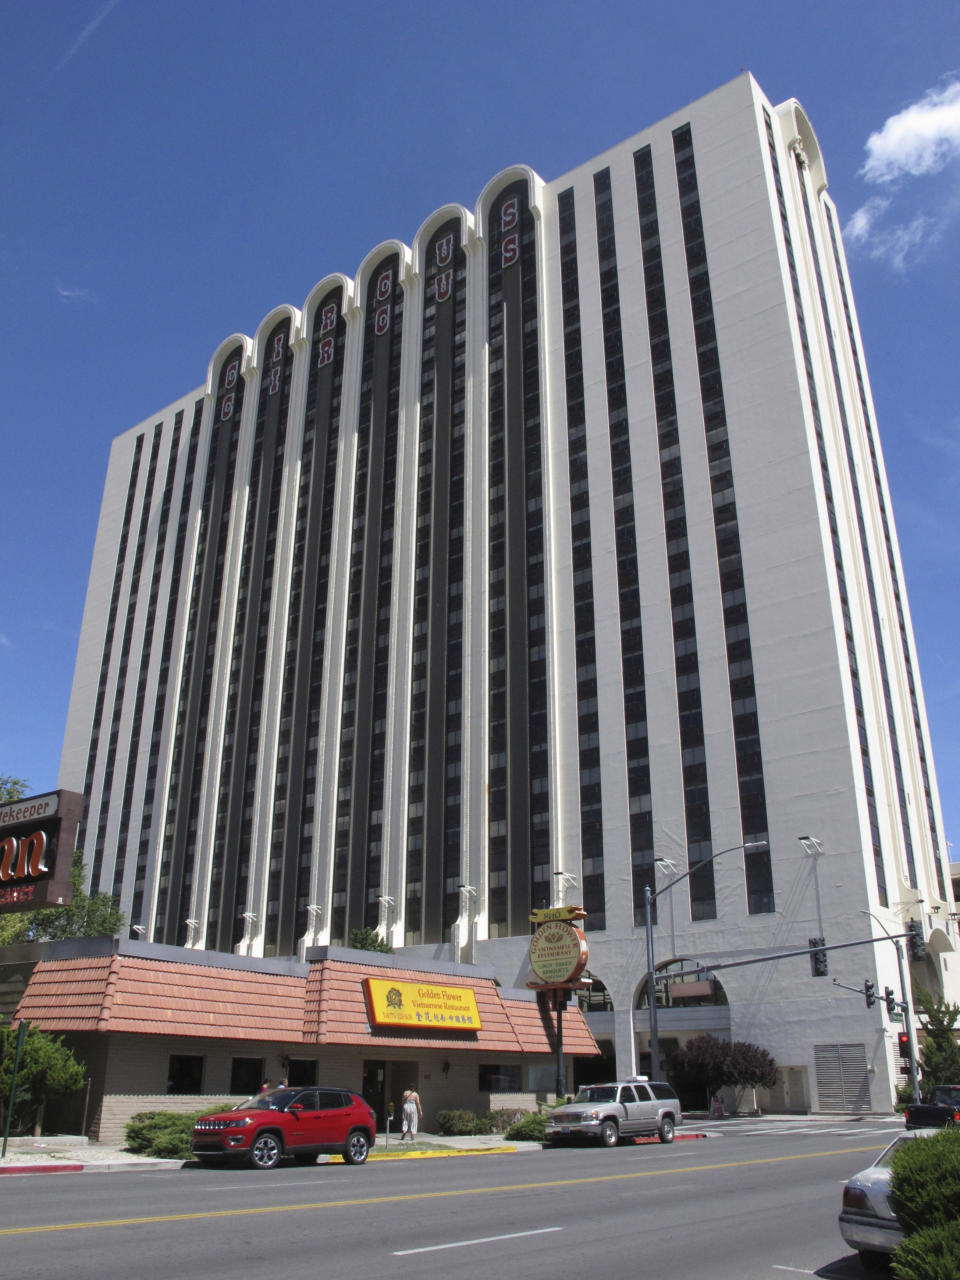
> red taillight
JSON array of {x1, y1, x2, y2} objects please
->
[{"x1": 843, "y1": 1186, "x2": 873, "y2": 1214}]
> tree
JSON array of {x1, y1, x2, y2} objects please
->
[
  {"x1": 0, "y1": 775, "x2": 29, "y2": 804},
  {"x1": 0, "y1": 850, "x2": 125, "y2": 945},
  {"x1": 670, "y1": 1034, "x2": 779, "y2": 1109},
  {"x1": 0, "y1": 1023, "x2": 85, "y2": 1136},
  {"x1": 914, "y1": 988, "x2": 960, "y2": 1089},
  {"x1": 349, "y1": 925, "x2": 393, "y2": 954},
  {"x1": 670, "y1": 1034, "x2": 732, "y2": 1103},
  {"x1": 726, "y1": 1040, "x2": 779, "y2": 1091}
]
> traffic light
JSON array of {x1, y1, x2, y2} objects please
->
[
  {"x1": 809, "y1": 936, "x2": 828, "y2": 977},
  {"x1": 864, "y1": 979, "x2": 876, "y2": 1008},
  {"x1": 906, "y1": 918, "x2": 926, "y2": 961},
  {"x1": 885, "y1": 986, "x2": 898, "y2": 1016},
  {"x1": 897, "y1": 1031, "x2": 911, "y2": 1060}
]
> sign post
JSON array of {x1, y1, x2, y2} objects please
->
[
  {"x1": 2, "y1": 1021, "x2": 28, "y2": 1158},
  {"x1": 526, "y1": 907, "x2": 589, "y2": 1099}
]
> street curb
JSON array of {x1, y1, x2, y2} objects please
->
[{"x1": 0, "y1": 1163, "x2": 86, "y2": 1175}]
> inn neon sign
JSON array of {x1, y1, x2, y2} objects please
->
[{"x1": 0, "y1": 790, "x2": 80, "y2": 912}]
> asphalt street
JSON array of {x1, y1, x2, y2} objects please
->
[{"x1": 0, "y1": 1121, "x2": 903, "y2": 1280}]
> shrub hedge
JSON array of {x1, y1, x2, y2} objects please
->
[
  {"x1": 434, "y1": 1109, "x2": 497, "y2": 1135},
  {"x1": 890, "y1": 1128, "x2": 960, "y2": 1279},
  {"x1": 890, "y1": 1127, "x2": 960, "y2": 1235},
  {"x1": 504, "y1": 1112, "x2": 547, "y2": 1142},
  {"x1": 125, "y1": 1109, "x2": 219, "y2": 1160}
]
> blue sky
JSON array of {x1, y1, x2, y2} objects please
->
[{"x1": 2, "y1": 2, "x2": 958, "y2": 864}]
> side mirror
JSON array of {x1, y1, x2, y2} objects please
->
[{"x1": 288, "y1": 1102, "x2": 302, "y2": 1113}]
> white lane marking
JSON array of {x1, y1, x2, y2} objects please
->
[
  {"x1": 394, "y1": 1226, "x2": 563, "y2": 1256},
  {"x1": 772, "y1": 1267, "x2": 816, "y2": 1274}
]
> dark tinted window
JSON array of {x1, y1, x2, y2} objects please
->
[
  {"x1": 650, "y1": 1082, "x2": 679, "y2": 1101},
  {"x1": 294, "y1": 1091, "x2": 319, "y2": 1109},
  {"x1": 317, "y1": 1090, "x2": 348, "y2": 1110},
  {"x1": 620, "y1": 1086, "x2": 638, "y2": 1103}
]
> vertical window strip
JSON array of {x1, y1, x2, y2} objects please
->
[
  {"x1": 131, "y1": 401, "x2": 202, "y2": 929},
  {"x1": 156, "y1": 347, "x2": 245, "y2": 939},
  {"x1": 90, "y1": 425, "x2": 163, "y2": 891},
  {"x1": 406, "y1": 221, "x2": 466, "y2": 942},
  {"x1": 486, "y1": 181, "x2": 549, "y2": 936},
  {"x1": 267, "y1": 288, "x2": 346, "y2": 954},
  {"x1": 591, "y1": 168, "x2": 656, "y2": 927},
  {"x1": 76, "y1": 432, "x2": 146, "y2": 855},
  {"x1": 671, "y1": 125, "x2": 775, "y2": 914},
  {"x1": 209, "y1": 319, "x2": 294, "y2": 950},
  {"x1": 632, "y1": 148, "x2": 719, "y2": 921},
  {"x1": 109, "y1": 417, "x2": 179, "y2": 901},
  {"x1": 791, "y1": 148, "x2": 916, "y2": 890},
  {"x1": 824, "y1": 205, "x2": 943, "y2": 896},
  {"x1": 557, "y1": 188, "x2": 606, "y2": 929},
  {"x1": 762, "y1": 109, "x2": 887, "y2": 905},
  {"x1": 331, "y1": 257, "x2": 403, "y2": 943}
]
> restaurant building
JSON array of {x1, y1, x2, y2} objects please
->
[{"x1": 2, "y1": 939, "x2": 597, "y2": 1143}]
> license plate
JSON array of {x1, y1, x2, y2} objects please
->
[{"x1": 560, "y1": 1126, "x2": 570, "y2": 1134}]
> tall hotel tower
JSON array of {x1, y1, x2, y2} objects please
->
[{"x1": 61, "y1": 75, "x2": 956, "y2": 1111}]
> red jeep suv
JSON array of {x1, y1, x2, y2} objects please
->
[{"x1": 193, "y1": 1086, "x2": 377, "y2": 1169}]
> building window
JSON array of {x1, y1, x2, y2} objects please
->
[
  {"x1": 230, "y1": 1056, "x2": 265, "y2": 1096},
  {"x1": 167, "y1": 1054, "x2": 204, "y2": 1094}
]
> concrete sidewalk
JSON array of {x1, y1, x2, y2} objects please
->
[{"x1": 1, "y1": 1112, "x2": 883, "y2": 1175}]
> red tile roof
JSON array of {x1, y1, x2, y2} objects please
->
[
  {"x1": 16, "y1": 955, "x2": 304, "y2": 1042},
  {"x1": 15, "y1": 953, "x2": 598, "y2": 1058}
]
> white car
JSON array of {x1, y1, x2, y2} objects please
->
[{"x1": 839, "y1": 1129, "x2": 938, "y2": 1269}]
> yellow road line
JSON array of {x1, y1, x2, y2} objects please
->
[{"x1": 0, "y1": 1144, "x2": 886, "y2": 1237}]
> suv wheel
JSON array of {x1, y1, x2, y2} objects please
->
[
  {"x1": 599, "y1": 1120, "x2": 619, "y2": 1148},
  {"x1": 249, "y1": 1132, "x2": 283, "y2": 1170},
  {"x1": 658, "y1": 1117, "x2": 675, "y2": 1144},
  {"x1": 343, "y1": 1130, "x2": 370, "y2": 1165}
]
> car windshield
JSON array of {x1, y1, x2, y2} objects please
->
[
  {"x1": 573, "y1": 1086, "x2": 617, "y2": 1103},
  {"x1": 237, "y1": 1089, "x2": 299, "y2": 1112}
]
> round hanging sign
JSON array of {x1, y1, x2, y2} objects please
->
[{"x1": 528, "y1": 920, "x2": 589, "y2": 985}]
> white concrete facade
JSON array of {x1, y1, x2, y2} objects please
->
[{"x1": 61, "y1": 74, "x2": 956, "y2": 1113}]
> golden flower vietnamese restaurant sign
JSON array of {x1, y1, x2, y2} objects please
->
[{"x1": 363, "y1": 978, "x2": 482, "y2": 1030}]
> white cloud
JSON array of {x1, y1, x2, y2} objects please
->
[
  {"x1": 844, "y1": 196, "x2": 891, "y2": 244},
  {"x1": 845, "y1": 77, "x2": 960, "y2": 270},
  {"x1": 861, "y1": 80, "x2": 960, "y2": 184},
  {"x1": 0, "y1": 633, "x2": 11, "y2": 649},
  {"x1": 56, "y1": 280, "x2": 98, "y2": 303}
]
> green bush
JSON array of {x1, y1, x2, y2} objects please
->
[
  {"x1": 435, "y1": 1109, "x2": 496, "y2": 1135},
  {"x1": 890, "y1": 1128, "x2": 960, "y2": 1236},
  {"x1": 505, "y1": 1112, "x2": 547, "y2": 1142},
  {"x1": 125, "y1": 1109, "x2": 216, "y2": 1159},
  {"x1": 892, "y1": 1220, "x2": 960, "y2": 1280}
]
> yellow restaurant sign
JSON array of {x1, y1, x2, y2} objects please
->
[
  {"x1": 363, "y1": 978, "x2": 482, "y2": 1030},
  {"x1": 529, "y1": 905, "x2": 586, "y2": 923}
]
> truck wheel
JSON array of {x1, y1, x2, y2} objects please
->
[
  {"x1": 600, "y1": 1120, "x2": 619, "y2": 1147},
  {"x1": 659, "y1": 1117, "x2": 675, "y2": 1144}
]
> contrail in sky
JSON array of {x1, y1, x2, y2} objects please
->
[{"x1": 51, "y1": 0, "x2": 123, "y2": 77}]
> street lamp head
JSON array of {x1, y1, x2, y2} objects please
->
[{"x1": 743, "y1": 841, "x2": 769, "y2": 852}]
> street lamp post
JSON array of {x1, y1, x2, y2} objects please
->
[
  {"x1": 644, "y1": 841, "x2": 769, "y2": 1081},
  {"x1": 861, "y1": 908, "x2": 922, "y2": 1103}
]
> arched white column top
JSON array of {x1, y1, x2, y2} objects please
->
[
  {"x1": 252, "y1": 304, "x2": 302, "y2": 367},
  {"x1": 774, "y1": 99, "x2": 828, "y2": 195},
  {"x1": 412, "y1": 203, "x2": 474, "y2": 276},
  {"x1": 475, "y1": 164, "x2": 546, "y2": 227},
  {"x1": 205, "y1": 333, "x2": 254, "y2": 396}
]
